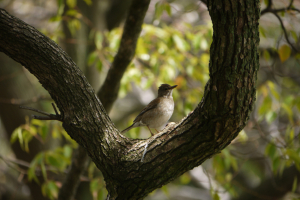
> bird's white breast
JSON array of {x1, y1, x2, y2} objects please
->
[{"x1": 144, "y1": 97, "x2": 174, "y2": 129}]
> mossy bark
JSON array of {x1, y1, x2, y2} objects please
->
[{"x1": 0, "y1": 0, "x2": 260, "y2": 199}]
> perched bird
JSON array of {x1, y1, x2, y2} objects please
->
[{"x1": 121, "y1": 84, "x2": 177, "y2": 136}]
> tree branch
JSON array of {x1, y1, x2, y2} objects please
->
[
  {"x1": 97, "y1": 0, "x2": 150, "y2": 112},
  {"x1": 0, "y1": 0, "x2": 260, "y2": 198},
  {"x1": 58, "y1": 0, "x2": 150, "y2": 199},
  {"x1": 272, "y1": 12, "x2": 298, "y2": 52},
  {"x1": 261, "y1": 0, "x2": 299, "y2": 52}
]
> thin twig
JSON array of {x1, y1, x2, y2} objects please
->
[
  {"x1": 20, "y1": 105, "x2": 63, "y2": 122},
  {"x1": 52, "y1": 103, "x2": 59, "y2": 116},
  {"x1": 273, "y1": 12, "x2": 298, "y2": 52},
  {"x1": 260, "y1": 0, "x2": 299, "y2": 52},
  {"x1": 20, "y1": 106, "x2": 52, "y2": 116}
]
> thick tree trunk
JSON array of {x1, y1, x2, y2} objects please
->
[{"x1": 0, "y1": 0, "x2": 260, "y2": 199}]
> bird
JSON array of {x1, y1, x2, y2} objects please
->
[{"x1": 121, "y1": 84, "x2": 177, "y2": 136}]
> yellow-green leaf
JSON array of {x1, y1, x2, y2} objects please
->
[
  {"x1": 278, "y1": 44, "x2": 291, "y2": 62},
  {"x1": 66, "y1": 0, "x2": 76, "y2": 8}
]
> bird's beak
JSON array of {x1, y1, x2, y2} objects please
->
[{"x1": 169, "y1": 85, "x2": 177, "y2": 90}]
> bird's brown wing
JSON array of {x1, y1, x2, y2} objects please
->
[{"x1": 133, "y1": 98, "x2": 160, "y2": 123}]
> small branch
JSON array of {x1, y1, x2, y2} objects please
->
[
  {"x1": 260, "y1": 0, "x2": 299, "y2": 52},
  {"x1": 20, "y1": 105, "x2": 63, "y2": 122},
  {"x1": 261, "y1": 0, "x2": 300, "y2": 15},
  {"x1": 52, "y1": 103, "x2": 59, "y2": 116},
  {"x1": 273, "y1": 12, "x2": 298, "y2": 52}
]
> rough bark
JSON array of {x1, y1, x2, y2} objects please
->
[
  {"x1": 59, "y1": 0, "x2": 150, "y2": 199},
  {"x1": 0, "y1": 0, "x2": 260, "y2": 199}
]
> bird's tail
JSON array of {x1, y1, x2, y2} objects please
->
[{"x1": 121, "y1": 124, "x2": 135, "y2": 134}]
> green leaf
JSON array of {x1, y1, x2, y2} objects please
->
[
  {"x1": 259, "y1": 26, "x2": 266, "y2": 38},
  {"x1": 172, "y1": 34, "x2": 187, "y2": 51},
  {"x1": 87, "y1": 51, "x2": 98, "y2": 66},
  {"x1": 49, "y1": 16, "x2": 62, "y2": 22},
  {"x1": 66, "y1": 0, "x2": 76, "y2": 8},
  {"x1": 10, "y1": 127, "x2": 21, "y2": 144},
  {"x1": 95, "y1": 32, "x2": 103, "y2": 50},
  {"x1": 40, "y1": 125, "x2": 48, "y2": 140},
  {"x1": 265, "y1": 143, "x2": 277, "y2": 159},
  {"x1": 96, "y1": 60, "x2": 102, "y2": 71},
  {"x1": 46, "y1": 154, "x2": 63, "y2": 169},
  {"x1": 161, "y1": 185, "x2": 169, "y2": 197},
  {"x1": 291, "y1": 31, "x2": 298, "y2": 43},
  {"x1": 164, "y1": 3, "x2": 171, "y2": 16},
  {"x1": 263, "y1": 50, "x2": 270, "y2": 61},
  {"x1": 28, "y1": 166, "x2": 39, "y2": 183},
  {"x1": 272, "y1": 157, "x2": 281, "y2": 172},
  {"x1": 258, "y1": 96, "x2": 272, "y2": 115},
  {"x1": 63, "y1": 145, "x2": 72, "y2": 158},
  {"x1": 278, "y1": 44, "x2": 291, "y2": 62},
  {"x1": 282, "y1": 103, "x2": 294, "y2": 124},
  {"x1": 286, "y1": 149, "x2": 300, "y2": 165},
  {"x1": 83, "y1": 0, "x2": 92, "y2": 5},
  {"x1": 265, "y1": 111, "x2": 277, "y2": 123},
  {"x1": 57, "y1": 0, "x2": 65, "y2": 16},
  {"x1": 292, "y1": 177, "x2": 298, "y2": 192},
  {"x1": 179, "y1": 173, "x2": 191, "y2": 184},
  {"x1": 154, "y1": 2, "x2": 164, "y2": 19},
  {"x1": 213, "y1": 192, "x2": 220, "y2": 200},
  {"x1": 41, "y1": 162, "x2": 47, "y2": 180},
  {"x1": 264, "y1": 0, "x2": 269, "y2": 7},
  {"x1": 66, "y1": 9, "x2": 78, "y2": 17},
  {"x1": 42, "y1": 181, "x2": 58, "y2": 199}
]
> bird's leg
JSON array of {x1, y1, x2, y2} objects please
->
[
  {"x1": 147, "y1": 126, "x2": 154, "y2": 136},
  {"x1": 155, "y1": 129, "x2": 159, "y2": 133}
]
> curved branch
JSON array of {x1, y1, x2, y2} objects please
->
[
  {"x1": 273, "y1": 12, "x2": 298, "y2": 52},
  {"x1": 261, "y1": 0, "x2": 299, "y2": 52},
  {"x1": 0, "y1": 0, "x2": 260, "y2": 198},
  {"x1": 261, "y1": 0, "x2": 299, "y2": 15},
  {"x1": 58, "y1": 0, "x2": 151, "y2": 199}
]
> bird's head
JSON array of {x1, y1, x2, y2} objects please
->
[{"x1": 158, "y1": 84, "x2": 177, "y2": 97}]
